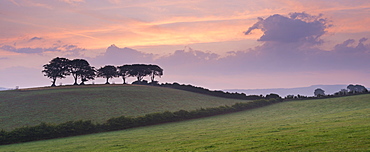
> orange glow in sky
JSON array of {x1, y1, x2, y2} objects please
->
[{"x1": 1, "y1": 0, "x2": 370, "y2": 90}]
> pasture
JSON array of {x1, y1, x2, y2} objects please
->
[
  {"x1": 0, "y1": 85, "x2": 248, "y2": 130},
  {"x1": 2, "y1": 94, "x2": 369, "y2": 151}
]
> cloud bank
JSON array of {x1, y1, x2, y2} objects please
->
[
  {"x1": 88, "y1": 12, "x2": 370, "y2": 89},
  {"x1": 1, "y1": 12, "x2": 369, "y2": 90}
]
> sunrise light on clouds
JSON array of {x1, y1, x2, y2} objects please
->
[{"x1": 1, "y1": 0, "x2": 370, "y2": 90}]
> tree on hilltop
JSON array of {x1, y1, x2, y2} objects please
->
[
  {"x1": 266, "y1": 93, "x2": 281, "y2": 99},
  {"x1": 128, "y1": 64, "x2": 152, "y2": 83},
  {"x1": 314, "y1": 88, "x2": 325, "y2": 97},
  {"x1": 42, "y1": 57, "x2": 70, "y2": 87},
  {"x1": 69, "y1": 59, "x2": 95, "y2": 85},
  {"x1": 347, "y1": 84, "x2": 368, "y2": 94},
  {"x1": 79, "y1": 66, "x2": 96, "y2": 85},
  {"x1": 97, "y1": 65, "x2": 117, "y2": 84},
  {"x1": 148, "y1": 64, "x2": 163, "y2": 83},
  {"x1": 117, "y1": 65, "x2": 130, "y2": 84}
]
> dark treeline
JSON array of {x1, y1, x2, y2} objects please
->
[
  {"x1": 0, "y1": 98, "x2": 282, "y2": 145},
  {"x1": 130, "y1": 82, "x2": 280, "y2": 100},
  {"x1": 285, "y1": 84, "x2": 369, "y2": 100},
  {"x1": 159, "y1": 82, "x2": 269, "y2": 100},
  {"x1": 42, "y1": 57, "x2": 163, "y2": 86}
]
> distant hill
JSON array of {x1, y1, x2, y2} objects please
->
[
  {"x1": 0, "y1": 85, "x2": 248, "y2": 130},
  {"x1": 225, "y1": 84, "x2": 349, "y2": 97},
  {"x1": 0, "y1": 87, "x2": 8, "y2": 91}
]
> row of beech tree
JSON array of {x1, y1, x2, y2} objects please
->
[
  {"x1": 0, "y1": 98, "x2": 283, "y2": 145},
  {"x1": 42, "y1": 57, "x2": 163, "y2": 86}
]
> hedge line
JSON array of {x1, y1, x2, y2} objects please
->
[
  {"x1": 0, "y1": 98, "x2": 282, "y2": 145},
  {"x1": 160, "y1": 83, "x2": 265, "y2": 100}
]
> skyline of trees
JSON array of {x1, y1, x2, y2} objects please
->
[
  {"x1": 42, "y1": 58, "x2": 368, "y2": 99},
  {"x1": 42, "y1": 57, "x2": 163, "y2": 86}
]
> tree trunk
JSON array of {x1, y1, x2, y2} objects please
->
[
  {"x1": 151, "y1": 74, "x2": 155, "y2": 83},
  {"x1": 73, "y1": 75, "x2": 78, "y2": 85},
  {"x1": 122, "y1": 77, "x2": 126, "y2": 84},
  {"x1": 105, "y1": 77, "x2": 110, "y2": 84},
  {"x1": 51, "y1": 78, "x2": 57, "y2": 87}
]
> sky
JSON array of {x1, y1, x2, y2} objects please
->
[{"x1": 1, "y1": 0, "x2": 370, "y2": 91}]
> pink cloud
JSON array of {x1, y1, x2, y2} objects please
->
[
  {"x1": 244, "y1": 12, "x2": 330, "y2": 44},
  {"x1": 1, "y1": 0, "x2": 370, "y2": 89}
]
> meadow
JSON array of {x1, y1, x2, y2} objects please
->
[
  {"x1": 0, "y1": 85, "x2": 248, "y2": 130},
  {"x1": 1, "y1": 94, "x2": 369, "y2": 151}
]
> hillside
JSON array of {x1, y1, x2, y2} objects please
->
[
  {"x1": 0, "y1": 85, "x2": 248, "y2": 130},
  {"x1": 1, "y1": 94, "x2": 369, "y2": 151},
  {"x1": 0, "y1": 94, "x2": 370, "y2": 152}
]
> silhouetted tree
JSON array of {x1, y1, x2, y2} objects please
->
[
  {"x1": 128, "y1": 64, "x2": 151, "y2": 83},
  {"x1": 347, "y1": 84, "x2": 368, "y2": 94},
  {"x1": 42, "y1": 57, "x2": 70, "y2": 87},
  {"x1": 314, "y1": 88, "x2": 325, "y2": 97},
  {"x1": 148, "y1": 64, "x2": 163, "y2": 83},
  {"x1": 97, "y1": 65, "x2": 117, "y2": 84},
  {"x1": 79, "y1": 66, "x2": 96, "y2": 85},
  {"x1": 334, "y1": 89, "x2": 348, "y2": 96},
  {"x1": 69, "y1": 59, "x2": 94, "y2": 85},
  {"x1": 285, "y1": 95, "x2": 294, "y2": 99},
  {"x1": 117, "y1": 65, "x2": 130, "y2": 84},
  {"x1": 265, "y1": 93, "x2": 281, "y2": 99}
]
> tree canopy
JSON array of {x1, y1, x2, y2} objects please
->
[
  {"x1": 42, "y1": 57, "x2": 70, "y2": 87},
  {"x1": 128, "y1": 64, "x2": 152, "y2": 83},
  {"x1": 347, "y1": 84, "x2": 368, "y2": 93},
  {"x1": 97, "y1": 65, "x2": 118, "y2": 84},
  {"x1": 79, "y1": 65, "x2": 96, "y2": 85},
  {"x1": 148, "y1": 64, "x2": 163, "y2": 83},
  {"x1": 314, "y1": 88, "x2": 325, "y2": 97},
  {"x1": 69, "y1": 59, "x2": 95, "y2": 85},
  {"x1": 117, "y1": 65, "x2": 131, "y2": 84}
]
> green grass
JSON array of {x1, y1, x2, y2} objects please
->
[
  {"x1": 2, "y1": 94, "x2": 370, "y2": 151},
  {"x1": 0, "y1": 85, "x2": 248, "y2": 130}
]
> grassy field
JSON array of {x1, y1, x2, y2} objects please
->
[
  {"x1": 0, "y1": 85, "x2": 248, "y2": 130},
  {"x1": 1, "y1": 94, "x2": 370, "y2": 151}
]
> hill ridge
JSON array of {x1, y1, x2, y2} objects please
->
[{"x1": 0, "y1": 85, "x2": 249, "y2": 130}]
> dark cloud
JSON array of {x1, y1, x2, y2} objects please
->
[
  {"x1": 28, "y1": 37, "x2": 43, "y2": 42},
  {"x1": 228, "y1": 37, "x2": 370, "y2": 73},
  {"x1": 159, "y1": 47, "x2": 219, "y2": 65},
  {"x1": 320, "y1": 38, "x2": 370, "y2": 70},
  {"x1": 156, "y1": 47, "x2": 220, "y2": 75},
  {"x1": 244, "y1": 12, "x2": 330, "y2": 44},
  {"x1": 90, "y1": 36, "x2": 369, "y2": 77},
  {"x1": 0, "y1": 45, "x2": 44, "y2": 54},
  {"x1": 0, "y1": 44, "x2": 85, "y2": 55},
  {"x1": 333, "y1": 38, "x2": 369, "y2": 54},
  {"x1": 90, "y1": 44, "x2": 155, "y2": 67},
  {"x1": 90, "y1": 45, "x2": 221, "y2": 75}
]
